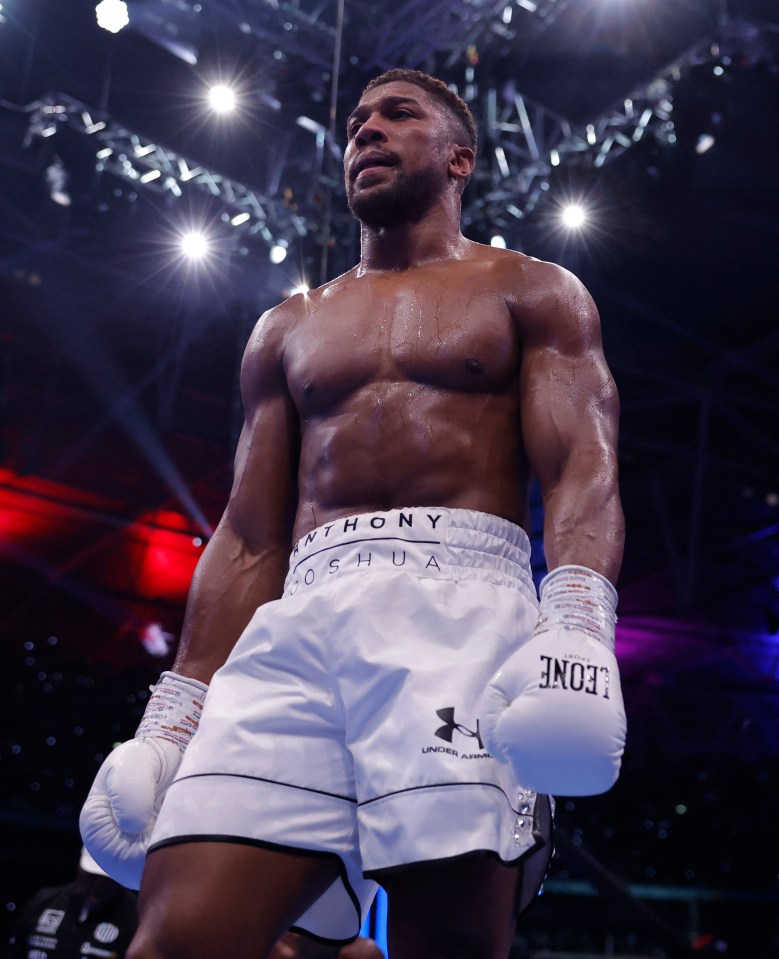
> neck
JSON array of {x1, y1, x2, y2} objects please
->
[{"x1": 357, "y1": 204, "x2": 468, "y2": 273}]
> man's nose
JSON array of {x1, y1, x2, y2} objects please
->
[{"x1": 355, "y1": 116, "x2": 388, "y2": 146}]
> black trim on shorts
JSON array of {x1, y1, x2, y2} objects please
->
[
  {"x1": 358, "y1": 779, "x2": 522, "y2": 814},
  {"x1": 291, "y1": 535, "x2": 441, "y2": 572},
  {"x1": 364, "y1": 845, "x2": 528, "y2": 878},
  {"x1": 363, "y1": 793, "x2": 555, "y2": 921},
  {"x1": 364, "y1": 846, "x2": 543, "y2": 920},
  {"x1": 516, "y1": 792, "x2": 555, "y2": 917},
  {"x1": 171, "y1": 770, "x2": 358, "y2": 803},
  {"x1": 147, "y1": 834, "x2": 364, "y2": 947}
]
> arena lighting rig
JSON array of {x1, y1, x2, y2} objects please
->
[
  {"x1": 360, "y1": 0, "x2": 578, "y2": 72},
  {"x1": 21, "y1": 92, "x2": 310, "y2": 261},
  {"x1": 18, "y1": 18, "x2": 772, "y2": 262},
  {"x1": 119, "y1": 0, "x2": 580, "y2": 72},
  {"x1": 464, "y1": 16, "x2": 772, "y2": 231}
]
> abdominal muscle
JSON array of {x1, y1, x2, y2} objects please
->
[{"x1": 291, "y1": 379, "x2": 530, "y2": 540}]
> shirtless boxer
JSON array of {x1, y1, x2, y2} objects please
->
[{"x1": 80, "y1": 70, "x2": 626, "y2": 959}]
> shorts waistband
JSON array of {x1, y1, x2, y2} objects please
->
[{"x1": 283, "y1": 507, "x2": 538, "y2": 604}]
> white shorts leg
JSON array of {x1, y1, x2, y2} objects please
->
[{"x1": 150, "y1": 507, "x2": 553, "y2": 941}]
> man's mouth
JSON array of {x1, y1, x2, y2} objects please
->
[{"x1": 353, "y1": 152, "x2": 398, "y2": 180}]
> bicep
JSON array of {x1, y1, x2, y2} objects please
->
[
  {"x1": 518, "y1": 270, "x2": 619, "y2": 494},
  {"x1": 227, "y1": 389, "x2": 300, "y2": 550},
  {"x1": 225, "y1": 309, "x2": 301, "y2": 552},
  {"x1": 522, "y1": 347, "x2": 618, "y2": 488}
]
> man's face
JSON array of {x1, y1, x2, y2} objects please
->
[{"x1": 344, "y1": 81, "x2": 457, "y2": 228}]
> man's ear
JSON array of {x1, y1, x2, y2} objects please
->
[{"x1": 448, "y1": 144, "x2": 476, "y2": 182}]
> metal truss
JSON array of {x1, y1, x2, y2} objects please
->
[
  {"x1": 17, "y1": 19, "x2": 774, "y2": 266},
  {"x1": 199, "y1": 0, "x2": 339, "y2": 68},
  {"x1": 464, "y1": 16, "x2": 772, "y2": 230},
  {"x1": 24, "y1": 92, "x2": 311, "y2": 253},
  {"x1": 126, "y1": 0, "x2": 339, "y2": 69},
  {"x1": 363, "y1": 0, "x2": 576, "y2": 71},
  {"x1": 124, "y1": 0, "x2": 581, "y2": 73},
  {"x1": 468, "y1": 79, "x2": 674, "y2": 227}
]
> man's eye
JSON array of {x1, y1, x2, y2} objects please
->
[
  {"x1": 393, "y1": 109, "x2": 412, "y2": 119},
  {"x1": 348, "y1": 123, "x2": 361, "y2": 137}
]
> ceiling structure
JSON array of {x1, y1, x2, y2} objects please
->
[{"x1": 1, "y1": 1, "x2": 778, "y2": 955}]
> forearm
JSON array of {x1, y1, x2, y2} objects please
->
[
  {"x1": 541, "y1": 445, "x2": 624, "y2": 584},
  {"x1": 172, "y1": 515, "x2": 290, "y2": 684}
]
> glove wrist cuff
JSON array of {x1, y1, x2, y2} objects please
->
[
  {"x1": 535, "y1": 564, "x2": 618, "y2": 652},
  {"x1": 135, "y1": 670, "x2": 209, "y2": 750}
]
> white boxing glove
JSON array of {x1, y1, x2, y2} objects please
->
[
  {"x1": 480, "y1": 564, "x2": 626, "y2": 796},
  {"x1": 79, "y1": 671, "x2": 208, "y2": 889}
]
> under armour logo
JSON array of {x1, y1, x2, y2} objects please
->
[{"x1": 434, "y1": 707, "x2": 484, "y2": 750}]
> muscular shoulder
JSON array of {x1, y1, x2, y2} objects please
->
[
  {"x1": 240, "y1": 269, "x2": 359, "y2": 406},
  {"x1": 244, "y1": 296, "x2": 300, "y2": 365},
  {"x1": 485, "y1": 248, "x2": 601, "y2": 351},
  {"x1": 246, "y1": 267, "x2": 357, "y2": 351},
  {"x1": 465, "y1": 243, "x2": 576, "y2": 297},
  {"x1": 240, "y1": 294, "x2": 306, "y2": 406}
]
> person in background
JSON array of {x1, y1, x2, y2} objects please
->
[{"x1": 7, "y1": 847, "x2": 138, "y2": 959}]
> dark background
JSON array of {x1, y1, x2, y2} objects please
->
[{"x1": 1, "y1": 1, "x2": 778, "y2": 956}]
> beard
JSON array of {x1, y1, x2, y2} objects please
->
[{"x1": 347, "y1": 165, "x2": 443, "y2": 229}]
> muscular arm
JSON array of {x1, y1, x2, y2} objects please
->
[
  {"x1": 172, "y1": 304, "x2": 300, "y2": 683},
  {"x1": 517, "y1": 262, "x2": 624, "y2": 583}
]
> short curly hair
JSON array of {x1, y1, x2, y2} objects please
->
[{"x1": 361, "y1": 69, "x2": 478, "y2": 155}]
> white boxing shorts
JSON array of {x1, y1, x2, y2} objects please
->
[{"x1": 150, "y1": 507, "x2": 554, "y2": 943}]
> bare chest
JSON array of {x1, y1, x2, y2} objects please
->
[{"x1": 285, "y1": 272, "x2": 519, "y2": 413}]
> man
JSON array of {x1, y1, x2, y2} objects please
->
[
  {"x1": 7, "y1": 847, "x2": 138, "y2": 958},
  {"x1": 81, "y1": 69, "x2": 626, "y2": 959}
]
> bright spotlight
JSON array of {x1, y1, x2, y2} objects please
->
[
  {"x1": 561, "y1": 204, "x2": 587, "y2": 230},
  {"x1": 490, "y1": 235, "x2": 507, "y2": 249},
  {"x1": 270, "y1": 242, "x2": 288, "y2": 265},
  {"x1": 289, "y1": 282, "x2": 309, "y2": 296},
  {"x1": 179, "y1": 231, "x2": 210, "y2": 259},
  {"x1": 208, "y1": 85, "x2": 237, "y2": 114},
  {"x1": 95, "y1": 0, "x2": 129, "y2": 33}
]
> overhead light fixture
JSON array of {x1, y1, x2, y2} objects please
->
[
  {"x1": 270, "y1": 241, "x2": 288, "y2": 264},
  {"x1": 561, "y1": 204, "x2": 587, "y2": 230},
  {"x1": 208, "y1": 84, "x2": 237, "y2": 114},
  {"x1": 179, "y1": 231, "x2": 210, "y2": 259},
  {"x1": 95, "y1": 0, "x2": 129, "y2": 34}
]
